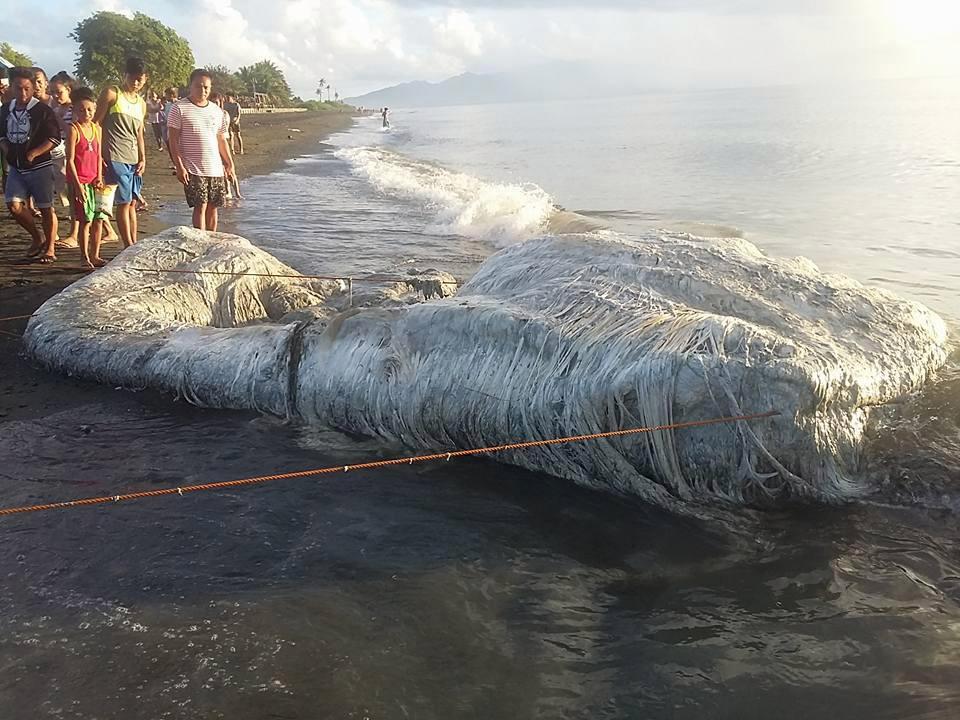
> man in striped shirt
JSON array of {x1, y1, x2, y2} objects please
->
[{"x1": 167, "y1": 68, "x2": 235, "y2": 231}]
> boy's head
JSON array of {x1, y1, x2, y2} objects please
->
[
  {"x1": 31, "y1": 67, "x2": 48, "y2": 98},
  {"x1": 9, "y1": 67, "x2": 35, "y2": 106},
  {"x1": 164, "y1": 86, "x2": 177, "y2": 100},
  {"x1": 227, "y1": 93, "x2": 235, "y2": 102},
  {"x1": 123, "y1": 57, "x2": 147, "y2": 92},
  {"x1": 70, "y1": 87, "x2": 97, "y2": 123},
  {"x1": 49, "y1": 72, "x2": 73, "y2": 105},
  {"x1": 188, "y1": 69, "x2": 212, "y2": 104}
]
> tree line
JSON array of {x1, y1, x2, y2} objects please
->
[{"x1": 3, "y1": 12, "x2": 345, "y2": 110}]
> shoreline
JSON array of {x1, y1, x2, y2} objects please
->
[{"x1": 0, "y1": 110, "x2": 355, "y2": 422}]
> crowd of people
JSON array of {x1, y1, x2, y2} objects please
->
[{"x1": 0, "y1": 58, "x2": 246, "y2": 268}]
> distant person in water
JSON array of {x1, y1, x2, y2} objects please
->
[
  {"x1": 382, "y1": 107, "x2": 389, "y2": 128},
  {"x1": 167, "y1": 68, "x2": 235, "y2": 231},
  {"x1": 94, "y1": 57, "x2": 147, "y2": 248},
  {"x1": 223, "y1": 93, "x2": 243, "y2": 155},
  {"x1": 0, "y1": 67, "x2": 61, "y2": 263}
]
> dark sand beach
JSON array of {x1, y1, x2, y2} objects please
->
[{"x1": 0, "y1": 110, "x2": 353, "y2": 423}]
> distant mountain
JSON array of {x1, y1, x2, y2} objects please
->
[{"x1": 346, "y1": 64, "x2": 656, "y2": 108}]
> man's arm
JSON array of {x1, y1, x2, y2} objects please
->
[
  {"x1": 0, "y1": 106, "x2": 9, "y2": 154},
  {"x1": 167, "y1": 126, "x2": 188, "y2": 185},
  {"x1": 65, "y1": 125, "x2": 80, "y2": 189},
  {"x1": 93, "y1": 86, "x2": 116, "y2": 126},
  {"x1": 217, "y1": 132, "x2": 235, "y2": 180},
  {"x1": 26, "y1": 107, "x2": 61, "y2": 164},
  {"x1": 135, "y1": 122, "x2": 146, "y2": 176}
]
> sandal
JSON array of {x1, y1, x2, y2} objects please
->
[{"x1": 36, "y1": 255, "x2": 56, "y2": 265}]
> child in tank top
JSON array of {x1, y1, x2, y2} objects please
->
[{"x1": 66, "y1": 87, "x2": 106, "y2": 268}]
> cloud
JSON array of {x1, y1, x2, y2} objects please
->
[
  {"x1": 432, "y1": 10, "x2": 485, "y2": 56},
  {"x1": 5, "y1": 0, "x2": 958, "y2": 100}
]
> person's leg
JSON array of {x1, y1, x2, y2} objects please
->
[
  {"x1": 90, "y1": 219, "x2": 105, "y2": 266},
  {"x1": 38, "y1": 208, "x2": 58, "y2": 260},
  {"x1": 208, "y1": 176, "x2": 227, "y2": 232},
  {"x1": 5, "y1": 169, "x2": 44, "y2": 254},
  {"x1": 205, "y1": 204, "x2": 218, "y2": 232},
  {"x1": 112, "y1": 163, "x2": 136, "y2": 247},
  {"x1": 7, "y1": 201, "x2": 43, "y2": 254},
  {"x1": 78, "y1": 220, "x2": 92, "y2": 267},
  {"x1": 31, "y1": 166, "x2": 59, "y2": 260},
  {"x1": 192, "y1": 203, "x2": 207, "y2": 230},
  {"x1": 130, "y1": 195, "x2": 139, "y2": 244},
  {"x1": 185, "y1": 174, "x2": 207, "y2": 229},
  {"x1": 58, "y1": 180, "x2": 80, "y2": 247},
  {"x1": 116, "y1": 202, "x2": 134, "y2": 247},
  {"x1": 235, "y1": 128, "x2": 243, "y2": 154}
]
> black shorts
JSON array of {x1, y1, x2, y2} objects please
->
[
  {"x1": 229, "y1": 121, "x2": 241, "y2": 135},
  {"x1": 185, "y1": 174, "x2": 226, "y2": 209}
]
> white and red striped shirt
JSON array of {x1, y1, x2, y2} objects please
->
[{"x1": 167, "y1": 98, "x2": 229, "y2": 177}]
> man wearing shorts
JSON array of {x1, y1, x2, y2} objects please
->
[
  {"x1": 167, "y1": 68, "x2": 235, "y2": 231},
  {"x1": 94, "y1": 57, "x2": 147, "y2": 248},
  {"x1": 0, "y1": 67, "x2": 62, "y2": 263}
]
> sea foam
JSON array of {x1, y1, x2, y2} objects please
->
[{"x1": 336, "y1": 146, "x2": 556, "y2": 245}]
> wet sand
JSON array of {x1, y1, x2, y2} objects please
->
[{"x1": 0, "y1": 110, "x2": 354, "y2": 423}]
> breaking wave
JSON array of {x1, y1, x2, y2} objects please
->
[{"x1": 335, "y1": 146, "x2": 567, "y2": 245}]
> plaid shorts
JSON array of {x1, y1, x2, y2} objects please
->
[{"x1": 184, "y1": 174, "x2": 226, "y2": 209}]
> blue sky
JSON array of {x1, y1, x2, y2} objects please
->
[{"x1": 4, "y1": 0, "x2": 959, "y2": 97}]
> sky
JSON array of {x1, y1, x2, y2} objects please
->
[{"x1": 3, "y1": 0, "x2": 959, "y2": 98}]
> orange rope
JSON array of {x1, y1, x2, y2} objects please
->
[{"x1": 0, "y1": 411, "x2": 778, "y2": 517}]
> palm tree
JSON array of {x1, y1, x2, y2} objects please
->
[
  {"x1": 316, "y1": 78, "x2": 326, "y2": 100},
  {"x1": 334, "y1": 91, "x2": 340, "y2": 103},
  {"x1": 237, "y1": 60, "x2": 292, "y2": 105}
]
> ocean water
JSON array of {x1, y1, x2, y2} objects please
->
[{"x1": 4, "y1": 80, "x2": 960, "y2": 718}]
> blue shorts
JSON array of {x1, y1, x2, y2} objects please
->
[
  {"x1": 104, "y1": 161, "x2": 138, "y2": 205},
  {"x1": 5, "y1": 165, "x2": 57, "y2": 208}
]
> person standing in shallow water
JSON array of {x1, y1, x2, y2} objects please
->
[
  {"x1": 222, "y1": 93, "x2": 243, "y2": 155},
  {"x1": 167, "y1": 69, "x2": 235, "y2": 231},
  {"x1": 382, "y1": 107, "x2": 390, "y2": 128},
  {"x1": 0, "y1": 67, "x2": 61, "y2": 263},
  {"x1": 94, "y1": 57, "x2": 147, "y2": 248}
]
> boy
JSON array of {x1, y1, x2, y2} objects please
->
[
  {"x1": 66, "y1": 87, "x2": 106, "y2": 269},
  {"x1": 94, "y1": 57, "x2": 147, "y2": 248},
  {"x1": 0, "y1": 67, "x2": 61, "y2": 263}
]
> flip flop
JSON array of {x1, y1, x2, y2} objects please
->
[{"x1": 36, "y1": 255, "x2": 56, "y2": 265}]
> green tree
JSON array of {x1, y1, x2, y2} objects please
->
[
  {"x1": 238, "y1": 60, "x2": 292, "y2": 106},
  {"x1": 70, "y1": 12, "x2": 194, "y2": 92},
  {"x1": 206, "y1": 64, "x2": 241, "y2": 95},
  {"x1": 0, "y1": 41, "x2": 33, "y2": 67}
]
